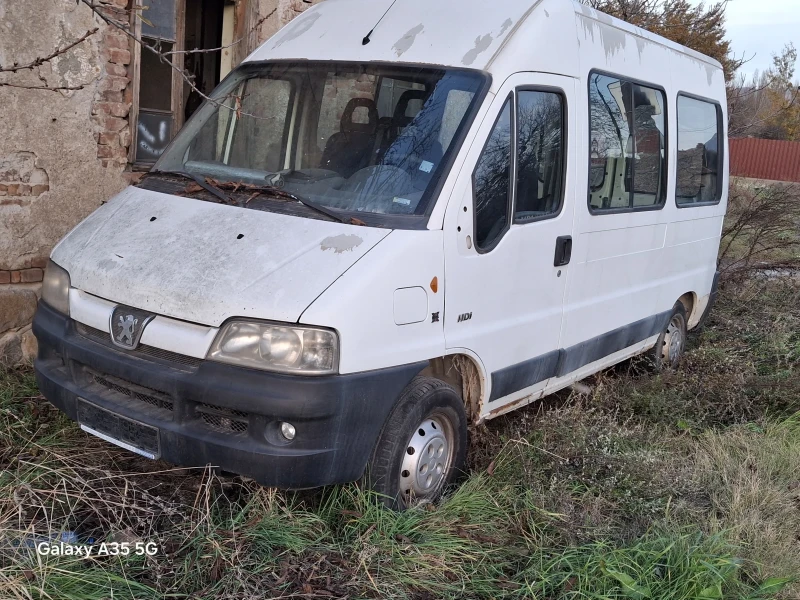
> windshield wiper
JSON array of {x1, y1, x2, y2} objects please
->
[
  {"x1": 149, "y1": 169, "x2": 238, "y2": 206},
  {"x1": 147, "y1": 171, "x2": 363, "y2": 225},
  {"x1": 240, "y1": 184, "x2": 364, "y2": 225}
]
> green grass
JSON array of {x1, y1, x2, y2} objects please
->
[
  {"x1": 1, "y1": 183, "x2": 799, "y2": 598},
  {"x1": 1, "y1": 352, "x2": 798, "y2": 598}
]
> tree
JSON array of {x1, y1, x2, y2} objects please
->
[
  {"x1": 728, "y1": 44, "x2": 799, "y2": 140},
  {"x1": 762, "y1": 43, "x2": 800, "y2": 140}
]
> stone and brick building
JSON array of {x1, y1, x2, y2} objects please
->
[{"x1": 0, "y1": 0, "x2": 318, "y2": 363}]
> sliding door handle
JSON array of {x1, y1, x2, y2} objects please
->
[{"x1": 554, "y1": 235, "x2": 572, "y2": 267}]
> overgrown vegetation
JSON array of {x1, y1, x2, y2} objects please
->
[
  {"x1": 720, "y1": 180, "x2": 800, "y2": 278},
  {"x1": 1, "y1": 187, "x2": 799, "y2": 599}
]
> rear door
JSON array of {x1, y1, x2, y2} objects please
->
[{"x1": 443, "y1": 73, "x2": 578, "y2": 417}]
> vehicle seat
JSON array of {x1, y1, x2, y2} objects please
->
[
  {"x1": 394, "y1": 90, "x2": 428, "y2": 128},
  {"x1": 320, "y1": 98, "x2": 379, "y2": 178},
  {"x1": 377, "y1": 90, "x2": 429, "y2": 160}
]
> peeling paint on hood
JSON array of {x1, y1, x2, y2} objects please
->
[
  {"x1": 51, "y1": 188, "x2": 391, "y2": 326},
  {"x1": 320, "y1": 234, "x2": 363, "y2": 254}
]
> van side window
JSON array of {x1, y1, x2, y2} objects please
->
[
  {"x1": 515, "y1": 90, "x2": 565, "y2": 222},
  {"x1": 473, "y1": 97, "x2": 512, "y2": 251},
  {"x1": 588, "y1": 73, "x2": 666, "y2": 212},
  {"x1": 676, "y1": 95, "x2": 722, "y2": 205}
]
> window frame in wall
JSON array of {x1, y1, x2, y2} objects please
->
[
  {"x1": 129, "y1": 0, "x2": 186, "y2": 168},
  {"x1": 586, "y1": 69, "x2": 669, "y2": 215},
  {"x1": 675, "y1": 91, "x2": 724, "y2": 208}
]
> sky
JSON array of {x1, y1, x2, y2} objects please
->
[{"x1": 716, "y1": 0, "x2": 800, "y2": 81}]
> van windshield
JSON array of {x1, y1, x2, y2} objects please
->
[{"x1": 154, "y1": 61, "x2": 486, "y2": 225}]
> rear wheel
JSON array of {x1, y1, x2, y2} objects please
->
[
  {"x1": 651, "y1": 301, "x2": 687, "y2": 370},
  {"x1": 366, "y1": 376, "x2": 467, "y2": 510}
]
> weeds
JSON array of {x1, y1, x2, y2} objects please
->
[
  {"x1": 1, "y1": 184, "x2": 799, "y2": 598},
  {"x1": 1, "y1": 361, "x2": 797, "y2": 599},
  {"x1": 719, "y1": 180, "x2": 800, "y2": 278}
]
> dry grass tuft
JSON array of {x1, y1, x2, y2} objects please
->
[
  {"x1": 0, "y1": 181, "x2": 798, "y2": 598},
  {"x1": 691, "y1": 415, "x2": 800, "y2": 596}
]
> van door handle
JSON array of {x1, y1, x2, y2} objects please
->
[{"x1": 554, "y1": 236, "x2": 572, "y2": 267}]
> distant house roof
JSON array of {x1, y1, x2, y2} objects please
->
[{"x1": 729, "y1": 138, "x2": 800, "y2": 183}]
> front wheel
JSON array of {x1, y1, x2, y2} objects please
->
[
  {"x1": 366, "y1": 376, "x2": 467, "y2": 510},
  {"x1": 651, "y1": 301, "x2": 687, "y2": 370}
]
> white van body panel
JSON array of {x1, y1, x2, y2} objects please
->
[
  {"x1": 247, "y1": 0, "x2": 542, "y2": 75},
  {"x1": 69, "y1": 288, "x2": 219, "y2": 359},
  {"x1": 300, "y1": 230, "x2": 445, "y2": 374},
  {"x1": 557, "y1": 4, "x2": 728, "y2": 357},
  {"x1": 51, "y1": 187, "x2": 390, "y2": 327},
  {"x1": 42, "y1": 0, "x2": 728, "y2": 428},
  {"x1": 442, "y1": 72, "x2": 579, "y2": 413}
]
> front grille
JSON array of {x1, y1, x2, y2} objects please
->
[
  {"x1": 88, "y1": 369, "x2": 174, "y2": 414},
  {"x1": 82, "y1": 370, "x2": 253, "y2": 434},
  {"x1": 196, "y1": 403, "x2": 249, "y2": 434},
  {"x1": 75, "y1": 322, "x2": 203, "y2": 369}
]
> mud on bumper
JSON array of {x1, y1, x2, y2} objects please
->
[{"x1": 33, "y1": 301, "x2": 425, "y2": 489}]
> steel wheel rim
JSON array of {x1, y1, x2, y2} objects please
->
[
  {"x1": 399, "y1": 412, "x2": 455, "y2": 503},
  {"x1": 662, "y1": 313, "x2": 685, "y2": 366}
]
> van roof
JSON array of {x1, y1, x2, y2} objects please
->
[{"x1": 245, "y1": 0, "x2": 724, "y2": 76}]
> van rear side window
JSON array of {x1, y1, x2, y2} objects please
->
[
  {"x1": 676, "y1": 95, "x2": 722, "y2": 206},
  {"x1": 588, "y1": 73, "x2": 667, "y2": 212}
]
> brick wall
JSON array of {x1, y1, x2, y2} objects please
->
[{"x1": 93, "y1": 1, "x2": 134, "y2": 168}]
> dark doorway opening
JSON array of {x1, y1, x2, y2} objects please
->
[{"x1": 183, "y1": 0, "x2": 228, "y2": 121}]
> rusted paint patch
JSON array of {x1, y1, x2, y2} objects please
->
[
  {"x1": 461, "y1": 33, "x2": 493, "y2": 66},
  {"x1": 320, "y1": 234, "x2": 363, "y2": 254},
  {"x1": 393, "y1": 24, "x2": 424, "y2": 57},
  {"x1": 486, "y1": 393, "x2": 534, "y2": 418}
]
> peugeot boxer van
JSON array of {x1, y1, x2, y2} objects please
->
[{"x1": 33, "y1": 0, "x2": 727, "y2": 508}]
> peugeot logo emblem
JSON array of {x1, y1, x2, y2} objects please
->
[
  {"x1": 109, "y1": 305, "x2": 155, "y2": 350},
  {"x1": 117, "y1": 314, "x2": 138, "y2": 346}
]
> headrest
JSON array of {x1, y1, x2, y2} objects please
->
[
  {"x1": 341, "y1": 97, "x2": 378, "y2": 134},
  {"x1": 393, "y1": 89, "x2": 428, "y2": 126}
]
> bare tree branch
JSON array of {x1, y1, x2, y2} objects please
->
[
  {"x1": 0, "y1": 82, "x2": 89, "y2": 92},
  {"x1": 0, "y1": 28, "x2": 99, "y2": 74},
  {"x1": 719, "y1": 180, "x2": 800, "y2": 280}
]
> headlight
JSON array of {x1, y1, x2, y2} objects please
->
[
  {"x1": 207, "y1": 321, "x2": 339, "y2": 375},
  {"x1": 41, "y1": 260, "x2": 71, "y2": 316}
]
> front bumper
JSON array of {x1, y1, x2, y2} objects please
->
[{"x1": 33, "y1": 302, "x2": 425, "y2": 488}]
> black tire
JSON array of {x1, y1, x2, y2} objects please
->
[
  {"x1": 651, "y1": 301, "x2": 688, "y2": 370},
  {"x1": 366, "y1": 376, "x2": 468, "y2": 510}
]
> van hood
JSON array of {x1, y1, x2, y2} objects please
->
[{"x1": 51, "y1": 187, "x2": 391, "y2": 326}]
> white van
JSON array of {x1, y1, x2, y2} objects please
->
[{"x1": 33, "y1": 0, "x2": 727, "y2": 508}]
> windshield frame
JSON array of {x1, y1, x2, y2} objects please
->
[{"x1": 152, "y1": 60, "x2": 492, "y2": 230}]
